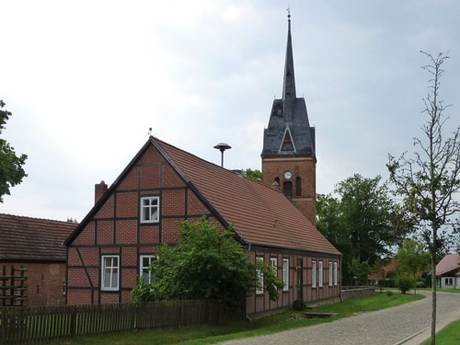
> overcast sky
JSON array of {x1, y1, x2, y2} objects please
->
[{"x1": 1, "y1": 0, "x2": 459, "y2": 221}]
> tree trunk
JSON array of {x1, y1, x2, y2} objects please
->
[{"x1": 431, "y1": 254, "x2": 437, "y2": 345}]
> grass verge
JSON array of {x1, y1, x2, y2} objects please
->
[
  {"x1": 421, "y1": 319, "x2": 460, "y2": 345},
  {"x1": 417, "y1": 288, "x2": 460, "y2": 294},
  {"x1": 47, "y1": 292, "x2": 423, "y2": 345}
]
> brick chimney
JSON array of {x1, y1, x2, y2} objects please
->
[{"x1": 95, "y1": 180, "x2": 108, "y2": 204}]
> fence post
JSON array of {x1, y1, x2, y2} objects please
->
[{"x1": 70, "y1": 306, "x2": 77, "y2": 337}]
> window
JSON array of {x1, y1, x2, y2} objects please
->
[
  {"x1": 101, "y1": 255, "x2": 119, "y2": 291},
  {"x1": 329, "y1": 262, "x2": 333, "y2": 287},
  {"x1": 140, "y1": 255, "x2": 156, "y2": 284},
  {"x1": 283, "y1": 181, "x2": 293, "y2": 199},
  {"x1": 282, "y1": 258, "x2": 289, "y2": 291},
  {"x1": 140, "y1": 196, "x2": 160, "y2": 223},
  {"x1": 319, "y1": 261, "x2": 323, "y2": 287},
  {"x1": 256, "y1": 256, "x2": 264, "y2": 295},
  {"x1": 270, "y1": 257, "x2": 278, "y2": 272},
  {"x1": 295, "y1": 176, "x2": 302, "y2": 197},
  {"x1": 312, "y1": 260, "x2": 317, "y2": 288},
  {"x1": 334, "y1": 261, "x2": 338, "y2": 286}
]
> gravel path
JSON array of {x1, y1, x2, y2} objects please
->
[{"x1": 219, "y1": 291, "x2": 460, "y2": 345}]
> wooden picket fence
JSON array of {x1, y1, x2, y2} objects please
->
[
  {"x1": 0, "y1": 265, "x2": 27, "y2": 307},
  {"x1": 0, "y1": 299, "x2": 244, "y2": 345}
]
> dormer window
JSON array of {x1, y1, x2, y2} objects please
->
[{"x1": 140, "y1": 196, "x2": 160, "y2": 223}]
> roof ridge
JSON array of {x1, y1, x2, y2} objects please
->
[
  {"x1": 153, "y1": 137, "x2": 286, "y2": 195},
  {"x1": 0, "y1": 213, "x2": 78, "y2": 225},
  {"x1": 153, "y1": 136, "x2": 239, "y2": 176}
]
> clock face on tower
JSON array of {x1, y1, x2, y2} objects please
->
[{"x1": 284, "y1": 171, "x2": 292, "y2": 180}]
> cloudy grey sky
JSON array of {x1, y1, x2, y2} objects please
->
[{"x1": 1, "y1": 0, "x2": 459, "y2": 221}]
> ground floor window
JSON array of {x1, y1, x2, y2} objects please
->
[
  {"x1": 334, "y1": 261, "x2": 338, "y2": 286},
  {"x1": 282, "y1": 258, "x2": 289, "y2": 291},
  {"x1": 140, "y1": 255, "x2": 156, "y2": 284},
  {"x1": 101, "y1": 255, "x2": 119, "y2": 291},
  {"x1": 256, "y1": 256, "x2": 264, "y2": 295},
  {"x1": 312, "y1": 260, "x2": 317, "y2": 288},
  {"x1": 329, "y1": 262, "x2": 333, "y2": 286},
  {"x1": 318, "y1": 261, "x2": 323, "y2": 287}
]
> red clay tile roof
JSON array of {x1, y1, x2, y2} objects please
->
[
  {"x1": 0, "y1": 213, "x2": 77, "y2": 262},
  {"x1": 368, "y1": 259, "x2": 398, "y2": 280},
  {"x1": 156, "y1": 138, "x2": 340, "y2": 255},
  {"x1": 436, "y1": 253, "x2": 460, "y2": 276}
]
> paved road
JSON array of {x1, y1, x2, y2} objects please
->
[{"x1": 219, "y1": 292, "x2": 460, "y2": 345}]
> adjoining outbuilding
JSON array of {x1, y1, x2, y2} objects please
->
[{"x1": 0, "y1": 213, "x2": 77, "y2": 305}]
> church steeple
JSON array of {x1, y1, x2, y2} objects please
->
[
  {"x1": 282, "y1": 13, "x2": 296, "y2": 101},
  {"x1": 261, "y1": 13, "x2": 317, "y2": 225},
  {"x1": 262, "y1": 13, "x2": 315, "y2": 159}
]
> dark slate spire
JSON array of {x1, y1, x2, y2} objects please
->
[
  {"x1": 261, "y1": 13, "x2": 316, "y2": 158},
  {"x1": 282, "y1": 13, "x2": 296, "y2": 101}
]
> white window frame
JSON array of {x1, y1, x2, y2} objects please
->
[
  {"x1": 319, "y1": 261, "x2": 323, "y2": 287},
  {"x1": 256, "y1": 256, "x2": 264, "y2": 295},
  {"x1": 282, "y1": 258, "x2": 289, "y2": 292},
  {"x1": 334, "y1": 261, "x2": 338, "y2": 286},
  {"x1": 329, "y1": 262, "x2": 333, "y2": 287},
  {"x1": 101, "y1": 255, "x2": 120, "y2": 291},
  {"x1": 312, "y1": 260, "x2": 317, "y2": 288},
  {"x1": 140, "y1": 196, "x2": 160, "y2": 224},
  {"x1": 270, "y1": 257, "x2": 278, "y2": 273},
  {"x1": 139, "y1": 255, "x2": 156, "y2": 284}
]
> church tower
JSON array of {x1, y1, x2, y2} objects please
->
[{"x1": 261, "y1": 15, "x2": 317, "y2": 224}]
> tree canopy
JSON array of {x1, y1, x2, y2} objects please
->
[
  {"x1": 317, "y1": 174, "x2": 409, "y2": 284},
  {"x1": 241, "y1": 168, "x2": 262, "y2": 182},
  {"x1": 0, "y1": 100, "x2": 27, "y2": 202},
  {"x1": 387, "y1": 51, "x2": 460, "y2": 344},
  {"x1": 396, "y1": 239, "x2": 430, "y2": 294}
]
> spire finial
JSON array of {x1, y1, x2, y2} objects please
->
[{"x1": 282, "y1": 8, "x2": 296, "y2": 101}]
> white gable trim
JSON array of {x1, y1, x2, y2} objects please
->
[{"x1": 279, "y1": 126, "x2": 296, "y2": 153}]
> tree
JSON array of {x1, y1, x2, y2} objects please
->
[
  {"x1": 241, "y1": 168, "x2": 262, "y2": 182},
  {"x1": 0, "y1": 100, "x2": 27, "y2": 202},
  {"x1": 317, "y1": 174, "x2": 405, "y2": 284},
  {"x1": 387, "y1": 51, "x2": 460, "y2": 345},
  {"x1": 396, "y1": 239, "x2": 430, "y2": 295},
  {"x1": 131, "y1": 217, "x2": 282, "y2": 306}
]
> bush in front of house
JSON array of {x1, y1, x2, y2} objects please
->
[
  {"x1": 131, "y1": 217, "x2": 283, "y2": 306},
  {"x1": 397, "y1": 276, "x2": 415, "y2": 294},
  {"x1": 292, "y1": 299, "x2": 306, "y2": 311}
]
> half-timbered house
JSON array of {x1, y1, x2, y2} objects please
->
[{"x1": 64, "y1": 16, "x2": 341, "y2": 315}]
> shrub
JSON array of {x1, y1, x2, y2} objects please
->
[
  {"x1": 292, "y1": 299, "x2": 306, "y2": 311},
  {"x1": 397, "y1": 277, "x2": 415, "y2": 294},
  {"x1": 386, "y1": 290, "x2": 394, "y2": 297},
  {"x1": 131, "y1": 217, "x2": 283, "y2": 306},
  {"x1": 131, "y1": 279, "x2": 155, "y2": 304},
  {"x1": 416, "y1": 280, "x2": 426, "y2": 288}
]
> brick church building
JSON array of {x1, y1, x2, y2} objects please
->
[{"x1": 65, "y1": 17, "x2": 341, "y2": 315}]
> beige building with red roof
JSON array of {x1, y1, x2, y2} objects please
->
[
  {"x1": 436, "y1": 254, "x2": 460, "y2": 289},
  {"x1": 64, "y1": 17, "x2": 341, "y2": 314}
]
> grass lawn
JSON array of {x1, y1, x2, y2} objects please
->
[
  {"x1": 47, "y1": 292, "x2": 423, "y2": 345},
  {"x1": 417, "y1": 288, "x2": 460, "y2": 293},
  {"x1": 421, "y1": 319, "x2": 460, "y2": 345}
]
